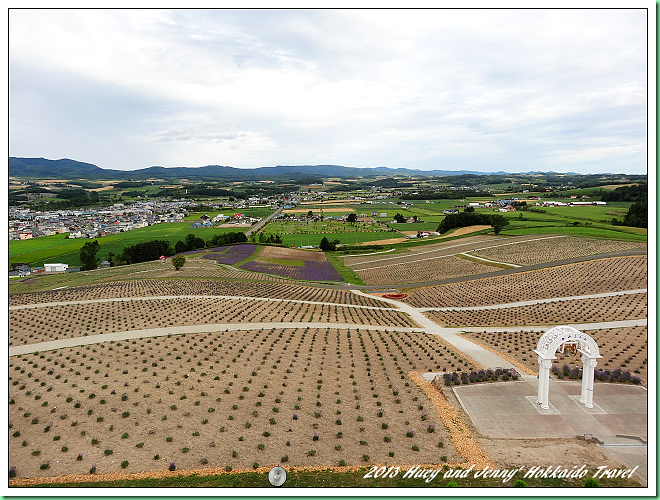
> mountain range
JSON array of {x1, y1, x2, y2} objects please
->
[{"x1": 9, "y1": 157, "x2": 575, "y2": 181}]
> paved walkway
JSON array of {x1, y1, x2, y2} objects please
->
[
  {"x1": 8, "y1": 322, "x2": 426, "y2": 357},
  {"x1": 418, "y1": 289, "x2": 647, "y2": 312},
  {"x1": 452, "y1": 379, "x2": 648, "y2": 483},
  {"x1": 9, "y1": 295, "x2": 400, "y2": 312}
]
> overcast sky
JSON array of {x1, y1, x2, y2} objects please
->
[{"x1": 9, "y1": 8, "x2": 649, "y2": 174}]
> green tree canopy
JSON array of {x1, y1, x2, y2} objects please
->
[{"x1": 79, "y1": 240, "x2": 101, "y2": 271}]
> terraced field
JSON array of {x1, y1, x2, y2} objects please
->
[
  {"x1": 424, "y1": 293, "x2": 647, "y2": 327},
  {"x1": 9, "y1": 297, "x2": 415, "y2": 346},
  {"x1": 8, "y1": 328, "x2": 466, "y2": 478},
  {"x1": 403, "y1": 256, "x2": 647, "y2": 308},
  {"x1": 470, "y1": 237, "x2": 646, "y2": 266}
]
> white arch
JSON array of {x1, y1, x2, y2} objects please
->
[{"x1": 534, "y1": 326, "x2": 602, "y2": 409}]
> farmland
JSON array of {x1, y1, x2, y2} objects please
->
[
  {"x1": 403, "y1": 256, "x2": 648, "y2": 308},
  {"x1": 7, "y1": 217, "x2": 648, "y2": 486},
  {"x1": 423, "y1": 293, "x2": 647, "y2": 327},
  {"x1": 8, "y1": 327, "x2": 470, "y2": 478}
]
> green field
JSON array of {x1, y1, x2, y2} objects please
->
[{"x1": 9, "y1": 223, "x2": 253, "y2": 268}]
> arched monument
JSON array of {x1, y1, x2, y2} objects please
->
[{"x1": 534, "y1": 326, "x2": 601, "y2": 410}]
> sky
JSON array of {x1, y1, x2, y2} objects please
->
[{"x1": 8, "y1": 8, "x2": 651, "y2": 174}]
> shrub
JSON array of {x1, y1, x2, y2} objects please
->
[
  {"x1": 412, "y1": 445, "x2": 419, "y2": 451},
  {"x1": 382, "y1": 423, "x2": 388, "y2": 429},
  {"x1": 584, "y1": 478, "x2": 600, "y2": 487},
  {"x1": 169, "y1": 462, "x2": 176, "y2": 471},
  {"x1": 252, "y1": 462, "x2": 259, "y2": 469},
  {"x1": 200, "y1": 458, "x2": 208, "y2": 465},
  {"x1": 166, "y1": 437, "x2": 173, "y2": 442},
  {"x1": 40, "y1": 463, "x2": 50, "y2": 470},
  {"x1": 9, "y1": 466, "x2": 17, "y2": 478},
  {"x1": 154, "y1": 454, "x2": 160, "y2": 460},
  {"x1": 182, "y1": 447, "x2": 189, "y2": 453},
  {"x1": 513, "y1": 480, "x2": 528, "y2": 487},
  {"x1": 307, "y1": 450, "x2": 316, "y2": 456},
  {"x1": 257, "y1": 443, "x2": 265, "y2": 450},
  {"x1": 104, "y1": 449, "x2": 113, "y2": 455},
  {"x1": 61, "y1": 446, "x2": 68, "y2": 452},
  {"x1": 89, "y1": 465, "x2": 97, "y2": 474},
  {"x1": 446, "y1": 481, "x2": 458, "y2": 487},
  {"x1": 406, "y1": 430, "x2": 415, "y2": 438},
  {"x1": 121, "y1": 460, "x2": 129, "y2": 469},
  {"x1": 362, "y1": 455, "x2": 370, "y2": 462}
]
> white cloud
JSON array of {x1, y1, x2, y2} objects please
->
[{"x1": 9, "y1": 8, "x2": 649, "y2": 174}]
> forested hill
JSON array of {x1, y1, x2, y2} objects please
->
[{"x1": 9, "y1": 157, "x2": 510, "y2": 181}]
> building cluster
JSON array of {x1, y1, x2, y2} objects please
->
[{"x1": 8, "y1": 200, "x2": 197, "y2": 240}]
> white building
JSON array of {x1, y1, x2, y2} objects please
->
[{"x1": 45, "y1": 263, "x2": 69, "y2": 273}]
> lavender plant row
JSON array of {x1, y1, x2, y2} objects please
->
[
  {"x1": 181, "y1": 246, "x2": 228, "y2": 256},
  {"x1": 552, "y1": 364, "x2": 642, "y2": 384},
  {"x1": 205, "y1": 244, "x2": 257, "y2": 265},
  {"x1": 240, "y1": 260, "x2": 343, "y2": 282}
]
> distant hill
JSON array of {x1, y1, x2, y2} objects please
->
[{"x1": 9, "y1": 157, "x2": 515, "y2": 181}]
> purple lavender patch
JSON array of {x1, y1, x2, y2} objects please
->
[{"x1": 240, "y1": 260, "x2": 343, "y2": 281}]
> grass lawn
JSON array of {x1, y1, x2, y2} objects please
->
[{"x1": 10, "y1": 224, "x2": 253, "y2": 268}]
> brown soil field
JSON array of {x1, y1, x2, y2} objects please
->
[
  {"x1": 258, "y1": 246, "x2": 328, "y2": 262},
  {"x1": 357, "y1": 226, "x2": 493, "y2": 246},
  {"x1": 356, "y1": 256, "x2": 501, "y2": 286},
  {"x1": 345, "y1": 234, "x2": 520, "y2": 268},
  {"x1": 403, "y1": 256, "x2": 648, "y2": 308},
  {"x1": 9, "y1": 280, "x2": 386, "y2": 307},
  {"x1": 470, "y1": 237, "x2": 646, "y2": 266},
  {"x1": 9, "y1": 297, "x2": 415, "y2": 347},
  {"x1": 424, "y1": 293, "x2": 647, "y2": 327},
  {"x1": 8, "y1": 328, "x2": 469, "y2": 479},
  {"x1": 461, "y1": 326, "x2": 648, "y2": 385}
]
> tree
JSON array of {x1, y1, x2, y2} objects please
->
[
  {"x1": 394, "y1": 213, "x2": 406, "y2": 223},
  {"x1": 175, "y1": 240, "x2": 187, "y2": 254},
  {"x1": 320, "y1": 237, "x2": 336, "y2": 251},
  {"x1": 79, "y1": 240, "x2": 101, "y2": 271},
  {"x1": 464, "y1": 206, "x2": 475, "y2": 213},
  {"x1": 171, "y1": 255, "x2": 186, "y2": 270},
  {"x1": 490, "y1": 214, "x2": 509, "y2": 235},
  {"x1": 347, "y1": 213, "x2": 358, "y2": 223}
]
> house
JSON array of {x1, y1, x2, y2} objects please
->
[
  {"x1": 44, "y1": 263, "x2": 69, "y2": 273},
  {"x1": 11, "y1": 263, "x2": 31, "y2": 273},
  {"x1": 100, "y1": 260, "x2": 111, "y2": 268}
]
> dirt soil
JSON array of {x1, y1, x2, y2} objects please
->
[{"x1": 259, "y1": 246, "x2": 328, "y2": 262}]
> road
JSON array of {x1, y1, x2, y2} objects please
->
[{"x1": 245, "y1": 206, "x2": 283, "y2": 236}]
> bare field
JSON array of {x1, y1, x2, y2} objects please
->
[
  {"x1": 9, "y1": 298, "x2": 415, "y2": 347},
  {"x1": 470, "y1": 237, "x2": 646, "y2": 266},
  {"x1": 9, "y1": 280, "x2": 385, "y2": 307},
  {"x1": 356, "y1": 256, "x2": 501, "y2": 286},
  {"x1": 8, "y1": 328, "x2": 467, "y2": 478},
  {"x1": 258, "y1": 246, "x2": 328, "y2": 262},
  {"x1": 461, "y1": 326, "x2": 648, "y2": 384},
  {"x1": 424, "y1": 293, "x2": 647, "y2": 327},
  {"x1": 403, "y1": 256, "x2": 648, "y2": 308}
]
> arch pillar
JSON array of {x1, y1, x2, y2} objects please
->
[
  {"x1": 580, "y1": 354, "x2": 598, "y2": 409},
  {"x1": 536, "y1": 357, "x2": 554, "y2": 410}
]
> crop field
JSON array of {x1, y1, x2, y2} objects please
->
[
  {"x1": 356, "y1": 256, "x2": 500, "y2": 286},
  {"x1": 8, "y1": 327, "x2": 472, "y2": 478},
  {"x1": 403, "y1": 256, "x2": 648, "y2": 308},
  {"x1": 9, "y1": 280, "x2": 386, "y2": 307},
  {"x1": 461, "y1": 326, "x2": 648, "y2": 385},
  {"x1": 469, "y1": 237, "x2": 646, "y2": 266},
  {"x1": 424, "y1": 293, "x2": 647, "y2": 327},
  {"x1": 9, "y1": 295, "x2": 417, "y2": 346}
]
